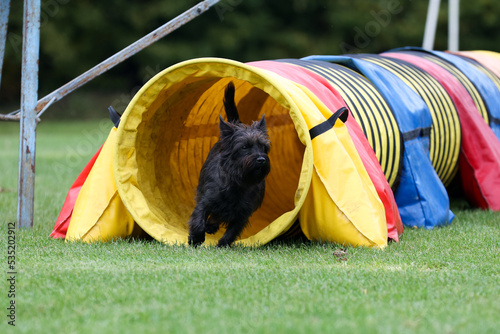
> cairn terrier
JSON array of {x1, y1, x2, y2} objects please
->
[{"x1": 188, "y1": 82, "x2": 271, "y2": 247}]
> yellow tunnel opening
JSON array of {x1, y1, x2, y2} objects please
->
[{"x1": 114, "y1": 59, "x2": 311, "y2": 246}]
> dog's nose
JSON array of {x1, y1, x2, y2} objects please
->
[{"x1": 257, "y1": 157, "x2": 266, "y2": 164}]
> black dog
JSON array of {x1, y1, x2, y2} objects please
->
[{"x1": 188, "y1": 82, "x2": 271, "y2": 247}]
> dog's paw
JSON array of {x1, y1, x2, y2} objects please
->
[
  {"x1": 188, "y1": 233, "x2": 205, "y2": 247},
  {"x1": 216, "y1": 239, "x2": 232, "y2": 248}
]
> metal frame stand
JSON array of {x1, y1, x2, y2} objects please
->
[
  {"x1": 0, "y1": 0, "x2": 10, "y2": 89},
  {"x1": 0, "y1": 0, "x2": 220, "y2": 228},
  {"x1": 17, "y1": 0, "x2": 40, "y2": 228},
  {"x1": 422, "y1": 0, "x2": 460, "y2": 51}
]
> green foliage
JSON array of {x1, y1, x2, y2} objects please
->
[
  {"x1": 1, "y1": 120, "x2": 500, "y2": 333},
  {"x1": 2, "y1": 0, "x2": 500, "y2": 111}
]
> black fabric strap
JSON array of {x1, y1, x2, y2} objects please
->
[
  {"x1": 108, "y1": 106, "x2": 121, "y2": 128},
  {"x1": 309, "y1": 107, "x2": 349, "y2": 140},
  {"x1": 402, "y1": 127, "x2": 431, "y2": 141},
  {"x1": 491, "y1": 117, "x2": 500, "y2": 126}
]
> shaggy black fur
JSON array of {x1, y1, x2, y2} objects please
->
[{"x1": 188, "y1": 82, "x2": 271, "y2": 247}]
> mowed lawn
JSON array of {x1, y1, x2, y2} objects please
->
[{"x1": 1, "y1": 120, "x2": 499, "y2": 334}]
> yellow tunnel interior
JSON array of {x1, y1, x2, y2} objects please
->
[{"x1": 115, "y1": 63, "x2": 309, "y2": 246}]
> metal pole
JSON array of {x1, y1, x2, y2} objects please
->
[
  {"x1": 422, "y1": 0, "x2": 441, "y2": 50},
  {"x1": 448, "y1": 0, "x2": 459, "y2": 51},
  {"x1": 17, "y1": 0, "x2": 40, "y2": 228},
  {"x1": 0, "y1": 0, "x2": 11, "y2": 90},
  {"x1": 3, "y1": 0, "x2": 220, "y2": 120}
]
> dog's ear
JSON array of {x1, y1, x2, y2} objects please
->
[
  {"x1": 256, "y1": 114, "x2": 267, "y2": 132},
  {"x1": 224, "y1": 82, "x2": 240, "y2": 123},
  {"x1": 219, "y1": 115, "x2": 235, "y2": 137}
]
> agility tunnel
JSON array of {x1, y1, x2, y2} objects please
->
[
  {"x1": 51, "y1": 48, "x2": 500, "y2": 248},
  {"x1": 382, "y1": 49, "x2": 500, "y2": 211}
]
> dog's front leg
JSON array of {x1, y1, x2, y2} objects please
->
[
  {"x1": 217, "y1": 221, "x2": 247, "y2": 247},
  {"x1": 188, "y1": 205, "x2": 207, "y2": 246}
]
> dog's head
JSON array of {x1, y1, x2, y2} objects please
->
[{"x1": 219, "y1": 115, "x2": 271, "y2": 185}]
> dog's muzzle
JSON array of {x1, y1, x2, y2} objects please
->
[{"x1": 256, "y1": 156, "x2": 267, "y2": 165}]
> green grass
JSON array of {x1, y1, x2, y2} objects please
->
[{"x1": 1, "y1": 120, "x2": 499, "y2": 334}]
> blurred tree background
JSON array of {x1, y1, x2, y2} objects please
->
[{"x1": 1, "y1": 0, "x2": 499, "y2": 119}]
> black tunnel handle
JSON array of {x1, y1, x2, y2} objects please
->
[{"x1": 309, "y1": 107, "x2": 349, "y2": 140}]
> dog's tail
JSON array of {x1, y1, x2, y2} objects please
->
[{"x1": 223, "y1": 82, "x2": 241, "y2": 123}]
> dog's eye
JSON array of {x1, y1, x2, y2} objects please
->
[{"x1": 242, "y1": 145, "x2": 248, "y2": 150}]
